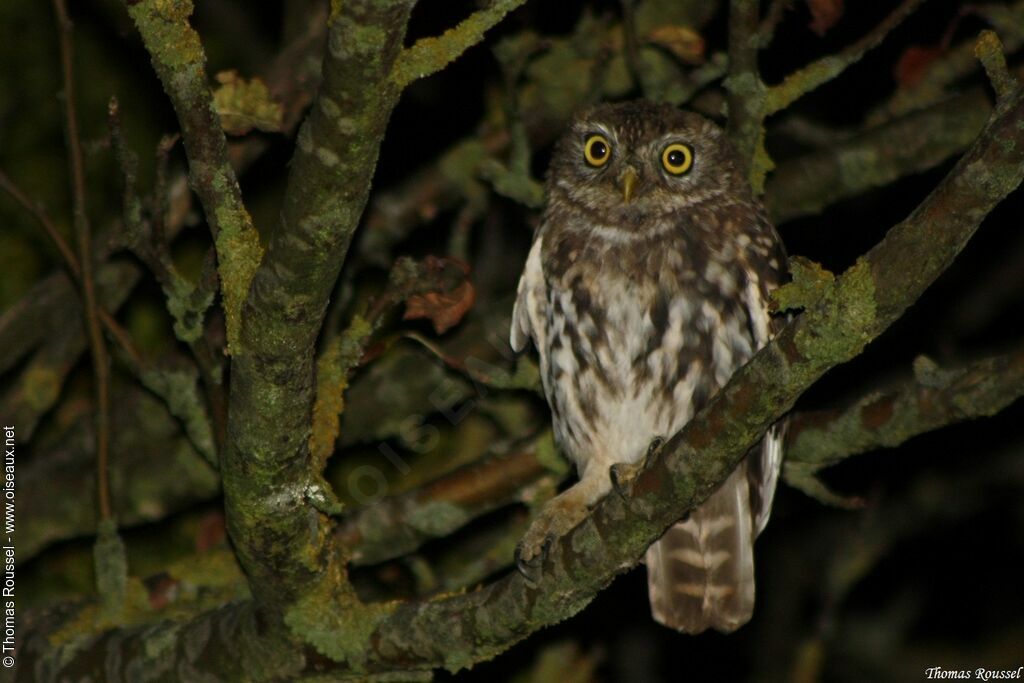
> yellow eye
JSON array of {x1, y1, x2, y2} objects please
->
[
  {"x1": 661, "y1": 143, "x2": 694, "y2": 175},
  {"x1": 583, "y1": 134, "x2": 612, "y2": 167}
]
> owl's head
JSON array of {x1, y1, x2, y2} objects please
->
[{"x1": 546, "y1": 100, "x2": 748, "y2": 226}]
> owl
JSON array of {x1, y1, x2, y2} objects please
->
[{"x1": 510, "y1": 100, "x2": 787, "y2": 634}]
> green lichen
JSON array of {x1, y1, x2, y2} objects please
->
[
  {"x1": 391, "y1": 0, "x2": 528, "y2": 87},
  {"x1": 975, "y1": 30, "x2": 1015, "y2": 100},
  {"x1": 767, "y1": 55, "x2": 844, "y2": 114},
  {"x1": 22, "y1": 365, "x2": 61, "y2": 411},
  {"x1": 163, "y1": 275, "x2": 215, "y2": 345},
  {"x1": 213, "y1": 199, "x2": 263, "y2": 353},
  {"x1": 773, "y1": 256, "x2": 836, "y2": 312},
  {"x1": 94, "y1": 519, "x2": 128, "y2": 616},
  {"x1": 285, "y1": 572, "x2": 397, "y2": 666},
  {"x1": 310, "y1": 314, "x2": 374, "y2": 467},
  {"x1": 127, "y1": 0, "x2": 204, "y2": 73},
  {"x1": 795, "y1": 257, "x2": 877, "y2": 363},
  {"x1": 140, "y1": 365, "x2": 217, "y2": 465},
  {"x1": 408, "y1": 500, "x2": 470, "y2": 536},
  {"x1": 212, "y1": 70, "x2": 284, "y2": 135}
]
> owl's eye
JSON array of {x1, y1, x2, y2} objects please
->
[
  {"x1": 583, "y1": 134, "x2": 612, "y2": 167},
  {"x1": 661, "y1": 143, "x2": 694, "y2": 175}
]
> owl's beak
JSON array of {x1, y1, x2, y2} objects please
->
[{"x1": 620, "y1": 166, "x2": 639, "y2": 203}]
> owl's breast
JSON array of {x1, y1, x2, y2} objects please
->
[{"x1": 539, "y1": 225, "x2": 764, "y2": 469}]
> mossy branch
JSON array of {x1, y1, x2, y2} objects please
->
[
  {"x1": 975, "y1": 30, "x2": 1017, "y2": 101},
  {"x1": 123, "y1": 0, "x2": 263, "y2": 352},
  {"x1": 787, "y1": 346, "x2": 1024, "y2": 471},
  {"x1": 221, "y1": 0, "x2": 418, "y2": 614},
  {"x1": 765, "y1": 88, "x2": 992, "y2": 222},
  {"x1": 392, "y1": 0, "x2": 530, "y2": 88},
  {"x1": 724, "y1": 0, "x2": 768, "y2": 185}
]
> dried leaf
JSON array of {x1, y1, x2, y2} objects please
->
[
  {"x1": 212, "y1": 70, "x2": 284, "y2": 135},
  {"x1": 403, "y1": 257, "x2": 476, "y2": 335},
  {"x1": 646, "y1": 25, "x2": 705, "y2": 64},
  {"x1": 893, "y1": 45, "x2": 943, "y2": 89},
  {"x1": 195, "y1": 511, "x2": 226, "y2": 552},
  {"x1": 146, "y1": 574, "x2": 180, "y2": 611},
  {"x1": 807, "y1": 0, "x2": 843, "y2": 37}
]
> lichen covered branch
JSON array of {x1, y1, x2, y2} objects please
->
[
  {"x1": 392, "y1": 0, "x2": 529, "y2": 88},
  {"x1": 787, "y1": 346, "x2": 1024, "y2": 471},
  {"x1": 123, "y1": 0, "x2": 262, "y2": 350},
  {"x1": 765, "y1": 88, "x2": 992, "y2": 222},
  {"x1": 221, "y1": 0, "x2": 418, "y2": 615},
  {"x1": 724, "y1": 0, "x2": 767, "y2": 183}
]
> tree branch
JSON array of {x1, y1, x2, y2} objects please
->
[
  {"x1": 765, "y1": 0, "x2": 927, "y2": 115},
  {"x1": 870, "y1": 0, "x2": 1024, "y2": 123},
  {"x1": 53, "y1": 0, "x2": 113, "y2": 521},
  {"x1": 765, "y1": 88, "x2": 992, "y2": 222},
  {"x1": 392, "y1": 0, "x2": 529, "y2": 88},
  {"x1": 222, "y1": 0, "x2": 417, "y2": 613},
  {"x1": 123, "y1": 0, "x2": 262, "y2": 351},
  {"x1": 724, "y1": 0, "x2": 767, "y2": 184},
  {"x1": 787, "y1": 345, "x2": 1024, "y2": 471}
]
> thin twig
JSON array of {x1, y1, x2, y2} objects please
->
[
  {"x1": 975, "y1": 30, "x2": 1016, "y2": 101},
  {"x1": 725, "y1": 0, "x2": 769, "y2": 186},
  {"x1": 619, "y1": 0, "x2": 643, "y2": 92},
  {"x1": 151, "y1": 134, "x2": 179, "y2": 248},
  {"x1": 53, "y1": 0, "x2": 113, "y2": 521},
  {"x1": 392, "y1": 0, "x2": 529, "y2": 88},
  {"x1": 124, "y1": 0, "x2": 262, "y2": 353},
  {"x1": 0, "y1": 169, "x2": 81, "y2": 280},
  {"x1": 0, "y1": 167, "x2": 144, "y2": 368},
  {"x1": 755, "y1": 0, "x2": 792, "y2": 48},
  {"x1": 765, "y1": 0, "x2": 928, "y2": 114}
]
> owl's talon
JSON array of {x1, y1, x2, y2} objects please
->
[
  {"x1": 514, "y1": 534, "x2": 552, "y2": 584},
  {"x1": 611, "y1": 436, "x2": 665, "y2": 498},
  {"x1": 610, "y1": 463, "x2": 630, "y2": 499}
]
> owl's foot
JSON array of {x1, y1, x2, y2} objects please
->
[
  {"x1": 514, "y1": 534, "x2": 552, "y2": 583},
  {"x1": 515, "y1": 483, "x2": 598, "y2": 582},
  {"x1": 610, "y1": 436, "x2": 664, "y2": 499}
]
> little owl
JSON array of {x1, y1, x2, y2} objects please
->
[{"x1": 510, "y1": 99, "x2": 787, "y2": 633}]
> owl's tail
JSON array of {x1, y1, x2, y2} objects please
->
[{"x1": 645, "y1": 463, "x2": 755, "y2": 634}]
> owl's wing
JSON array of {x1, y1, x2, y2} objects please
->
[
  {"x1": 510, "y1": 234, "x2": 547, "y2": 353},
  {"x1": 743, "y1": 229, "x2": 789, "y2": 537}
]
